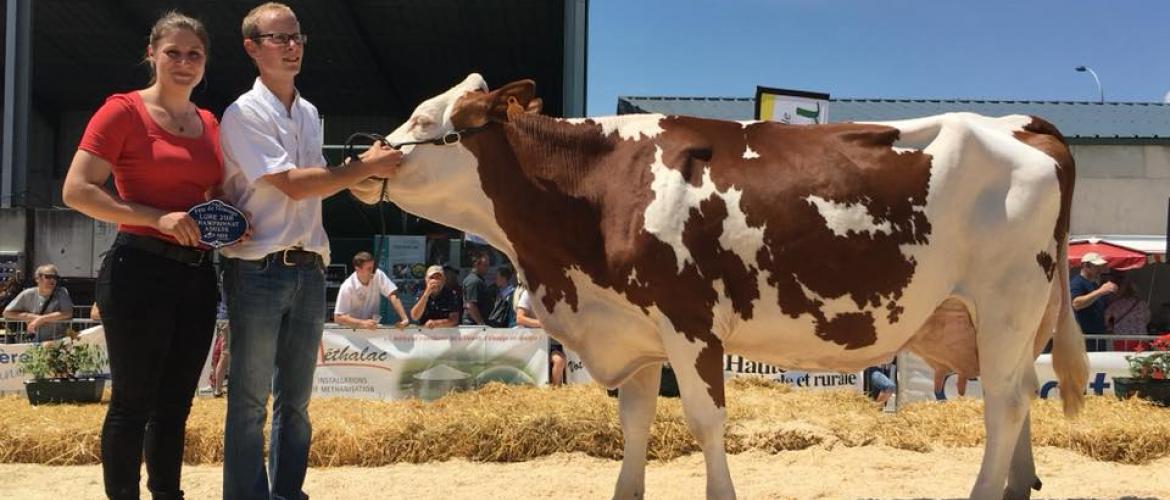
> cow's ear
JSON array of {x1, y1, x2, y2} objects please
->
[
  {"x1": 450, "y1": 80, "x2": 540, "y2": 128},
  {"x1": 489, "y1": 80, "x2": 539, "y2": 122}
]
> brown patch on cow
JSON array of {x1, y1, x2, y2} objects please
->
[
  {"x1": 818, "y1": 311, "x2": 878, "y2": 349},
  {"x1": 1036, "y1": 251, "x2": 1056, "y2": 282},
  {"x1": 886, "y1": 301, "x2": 905, "y2": 324},
  {"x1": 1013, "y1": 117, "x2": 1075, "y2": 246},
  {"x1": 695, "y1": 337, "x2": 727, "y2": 407}
]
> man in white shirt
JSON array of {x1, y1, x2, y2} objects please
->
[
  {"x1": 217, "y1": 4, "x2": 402, "y2": 499},
  {"x1": 334, "y1": 251, "x2": 409, "y2": 329}
]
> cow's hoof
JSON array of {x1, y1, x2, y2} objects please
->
[{"x1": 1032, "y1": 478, "x2": 1043, "y2": 491}]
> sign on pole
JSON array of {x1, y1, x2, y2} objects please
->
[{"x1": 755, "y1": 86, "x2": 830, "y2": 125}]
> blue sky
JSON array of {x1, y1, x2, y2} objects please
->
[{"x1": 586, "y1": 1, "x2": 1170, "y2": 116}]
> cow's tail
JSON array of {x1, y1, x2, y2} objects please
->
[
  {"x1": 1021, "y1": 115, "x2": 1090, "y2": 418},
  {"x1": 1051, "y1": 241, "x2": 1089, "y2": 418}
]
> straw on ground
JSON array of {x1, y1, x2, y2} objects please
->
[{"x1": 0, "y1": 378, "x2": 1166, "y2": 466}]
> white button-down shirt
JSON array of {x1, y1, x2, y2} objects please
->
[
  {"x1": 334, "y1": 269, "x2": 398, "y2": 320},
  {"x1": 219, "y1": 78, "x2": 331, "y2": 265}
]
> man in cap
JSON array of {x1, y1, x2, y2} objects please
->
[
  {"x1": 1071, "y1": 252, "x2": 1117, "y2": 350},
  {"x1": 409, "y1": 265, "x2": 462, "y2": 328}
]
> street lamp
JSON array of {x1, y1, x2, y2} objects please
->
[{"x1": 1075, "y1": 66, "x2": 1104, "y2": 103}]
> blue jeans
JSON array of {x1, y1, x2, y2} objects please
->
[{"x1": 222, "y1": 256, "x2": 324, "y2": 500}]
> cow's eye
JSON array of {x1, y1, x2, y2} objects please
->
[{"x1": 413, "y1": 115, "x2": 435, "y2": 130}]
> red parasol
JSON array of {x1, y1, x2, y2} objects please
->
[{"x1": 1067, "y1": 240, "x2": 1152, "y2": 271}]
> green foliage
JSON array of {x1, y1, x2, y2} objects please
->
[{"x1": 22, "y1": 330, "x2": 107, "y2": 380}]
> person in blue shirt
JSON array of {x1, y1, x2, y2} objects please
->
[{"x1": 1071, "y1": 252, "x2": 1117, "y2": 351}]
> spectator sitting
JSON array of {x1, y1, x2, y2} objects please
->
[
  {"x1": 0, "y1": 272, "x2": 25, "y2": 311},
  {"x1": 2, "y1": 264, "x2": 74, "y2": 342},
  {"x1": 334, "y1": 251, "x2": 410, "y2": 330},
  {"x1": 410, "y1": 265, "x2": 461, "y2": 329},
  {"x1": 865, "y1": 363, "x2": 896, "y2": 406},
  {"x1": 486, "y1": 267, "x2": 516, "y2": 327},
  {"x1": 461, "y1": 252, "x2": 493, "y2": 325},
  {"x1": 515, "y1": 283, "x2": 567, "y2": 385}
]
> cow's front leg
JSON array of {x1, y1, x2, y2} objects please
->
[
  {"x1": 613, "y1": 363, "x2": 662, "y2": 500},
  {"x1": 663, "y1": 333, "x2": 735, "y2": 500}
]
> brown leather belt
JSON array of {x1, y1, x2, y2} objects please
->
[{"x1": 262, "y1": 248, "x2": 322, "y2": 267}]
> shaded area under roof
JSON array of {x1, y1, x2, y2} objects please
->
[
  {"x1": 28, "y1": 0, "x2": 570, "y2": 122},
  {"x1": 618, "y1": 96, "x2": 1170, "y2": 141}
]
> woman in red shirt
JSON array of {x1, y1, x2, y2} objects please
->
[{"x1": 62, "y1": 11, "x2": 226, "y2": 500}]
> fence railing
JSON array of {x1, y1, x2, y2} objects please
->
[{"x1": 0, "y1": 318, "x2": 102, "y2": 343}]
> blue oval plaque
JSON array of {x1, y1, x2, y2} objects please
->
[{"x1": 188, "y1": 199, "x2": 248, "y2": 248}]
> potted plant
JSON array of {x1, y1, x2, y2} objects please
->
[
  {"x1": 1113, "y1": 333, "x2": 1170, "y2": 406},
  {"x1": 22, "y1": 329, "x2": 109, "y2": 405}
]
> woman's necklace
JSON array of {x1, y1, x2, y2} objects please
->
[{"x1": 161, "y1": 103, "x2": 195, "y2": 133}]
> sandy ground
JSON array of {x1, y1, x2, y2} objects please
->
[{"x1": 1, "y1": 446, "x2": 1166, "y2": 499}]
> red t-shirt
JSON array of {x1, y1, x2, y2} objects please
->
[{"x1": 78, "y1": 91, "x2": 223, "y2": 244}]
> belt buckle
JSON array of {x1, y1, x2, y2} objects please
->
[{"x1": 282, "y1": 249, "x2": 295, "y2": 266}]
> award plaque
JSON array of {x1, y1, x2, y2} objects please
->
[{"x1": 188, "y1": 199, "x2": 248, "y2": 248}]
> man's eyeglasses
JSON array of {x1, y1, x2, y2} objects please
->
[
  {"x1": 38, "y1": 275, "x2": 59, "y2": 281},
  {"x1": 252, "y1": 32, "x2": 308, "y2": 46}
]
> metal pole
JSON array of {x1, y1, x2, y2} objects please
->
[
  {"x1": 2, "y1": 0, "x2": 31, "y2": 209},
  {"x1": 1076, "y1": 66, "x2": 1104, "y2": 103},
  {"x1": 562, "y1": 0, "x2": 588, "y2": 117}
]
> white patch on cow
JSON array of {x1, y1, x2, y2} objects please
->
[
  {"x1": 804, "y1": 195, "x2": 893, "y2": 238},
  {"x1": 892, "y1": 146, "x2": 917, "y2": 155},
  {"x1": 717, "y1": 187, "x2": 765, "y2": 270},
  {"x1": 643, "y1": 147, "x2": 717, "y2": 273},
  {"x1": 642, "y1": 146, "x2": 767, "y2": 274},
  {"x1": 569, "y1": 115, "x2": 665, "y2": 141},
  {"x1": 736, "y1": 121, "x2": 760, "y2": 128},
  {"x1": 742, "y1": 145, "x2": 760, "y2": 159}
]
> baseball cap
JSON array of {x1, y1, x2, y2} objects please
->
[
  {"x1": 425, "y1": 265, "x2": 445, "y2": 278},
  {"x1": 1080, "y1": 252, "x2": 1108, "y2": 266}
]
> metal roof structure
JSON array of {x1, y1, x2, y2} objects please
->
[
  {"x1": 618, "y1": 96, "x2": 1170, "y2": 143},
  {"x1": 2, "y1": 0, "x2": 587, "y2": 239}
]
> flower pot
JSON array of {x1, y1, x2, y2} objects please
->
[
  {"x1": 24, "y1": 378, "x2": 106, "y2": 405},
  {"x1": 1112, "y1": 377, "x2": 1170, "y2": 406}
]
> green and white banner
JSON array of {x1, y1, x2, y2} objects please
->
[{"x1": 311, "y1": 327, "x2": 550, "y2": 400}]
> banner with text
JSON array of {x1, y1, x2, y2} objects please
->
[
  {"x1": 561, "y1": 351, "x2": 862, "y2": 392},
  {"x1": 896, "y1": 350, "x2": 1137, "y2": 406},
  {"x1": 311, "y1": 327, "x2": 550, "y2": 400}
]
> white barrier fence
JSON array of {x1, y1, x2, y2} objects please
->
[
  {"x1": 897, "y1": 350, "x2": 1138, "y2": 406},
  {"x1": 0, "y1": 324, "x2": 1152, "y2": 407}
]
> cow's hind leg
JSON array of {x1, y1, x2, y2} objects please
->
[
  {"x1": 613, "y1": 362, "x2": 662, "y2": 500},
  {"x1": 662, "y1": 332, "x2": 735, "y2": 500},
  {"x1": 969, "y1": 294, "x2": 1047, "y2": 500},
  {"x1": 1004, "y1": 413, "x2": 1042, "y2": 499}
]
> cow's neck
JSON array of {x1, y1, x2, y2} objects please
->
[
  {"x1": 494, "y1": 114, "x2": 612, "y2": 195},
  {"x1": 466, "y1": 115, "x2": 641, "y2": 308}
]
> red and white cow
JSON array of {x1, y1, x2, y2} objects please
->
[{"x1": 352, "y1": 74, "x2": 1089, "y2": 500}]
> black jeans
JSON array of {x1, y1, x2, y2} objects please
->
[{"x1": 96, "y1": 242, "x2": 217, "y2": 500}]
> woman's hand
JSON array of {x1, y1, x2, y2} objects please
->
[{"x1": 155, "y1": 212, "x2": 202, "y2": 247}]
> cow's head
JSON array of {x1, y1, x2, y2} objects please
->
[{"x1": 349, "y1": 73, "x2": 542, "y2": 255}]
